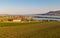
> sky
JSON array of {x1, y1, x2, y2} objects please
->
[{"x1": 0, "y1": 0, "x2": 60, "y2": 14}]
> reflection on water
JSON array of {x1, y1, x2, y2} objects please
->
[
  {"x1": 21, "y1": 14, "x2": 60, "y2": 21},
  {"x1": 31, "y1": 15, "x2": 60, "y2": 21},
  {"x1": 33, "y1": 18, "x2": 60, "y2": 21}
]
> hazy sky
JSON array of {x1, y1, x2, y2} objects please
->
[{"x1": 0, "y1": 0, "x2": 60, "y2": 14}]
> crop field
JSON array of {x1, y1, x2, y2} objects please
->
[{"x1": 0, "y1": 21, "x2": 60, "y2": 38}]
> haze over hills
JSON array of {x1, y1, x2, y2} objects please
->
[
  {"x1": 0, "y1": 10, "x2": 60, "y2": 16},
  {"x1": 45, "y1": 10, "x2": 60, "y2": 16},
  {"x1": 37, "y1": 10, "x2": 60, "y2": 16}
]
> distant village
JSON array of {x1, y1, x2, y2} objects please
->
[{"x1": 0, "y1": 16, "x2": 39, "y2": 22}]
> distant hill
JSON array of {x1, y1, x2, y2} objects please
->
[
  {"x1": 0, "y1": 14, "x2": 9, "y2": 16},
  {"x1": 37, "y1": 10, "x2": 60, "y2": 16},
  {"x1": 45, "y1": 10, "x2": 60, "y2": 16}
]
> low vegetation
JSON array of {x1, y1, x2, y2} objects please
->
[{"x1": 0, "y1": 21, "x2": 60, "y2": 38}]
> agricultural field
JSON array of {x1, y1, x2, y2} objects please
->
[{"x1": 0, "y1": 21, "x2": 60, "y2": 38}]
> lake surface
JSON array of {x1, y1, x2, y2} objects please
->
[
  {"x1": 31, "y1": 15, "x2": 60, "y2": 21},
  {"x1": 33, "y1": 18, "x2": 60, "y2": 21},
  {"x1": 21, "y1": 14, "x2": 60, "y2": 21}
]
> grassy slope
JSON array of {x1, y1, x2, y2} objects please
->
[{"x1": 0, "y1": 21, "x2": 60, "y2": 38}]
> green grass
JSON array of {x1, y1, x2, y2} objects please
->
[
  {"x1": 0, "y1": 22, "x2": 40, "y2": 27},
  {"x1": 0, "y1": 21, "x2": 60, "y2": 38}
]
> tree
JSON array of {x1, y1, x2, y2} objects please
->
[{"x1": 8, "y1": 19, "x2": 13, "y2": 21}]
